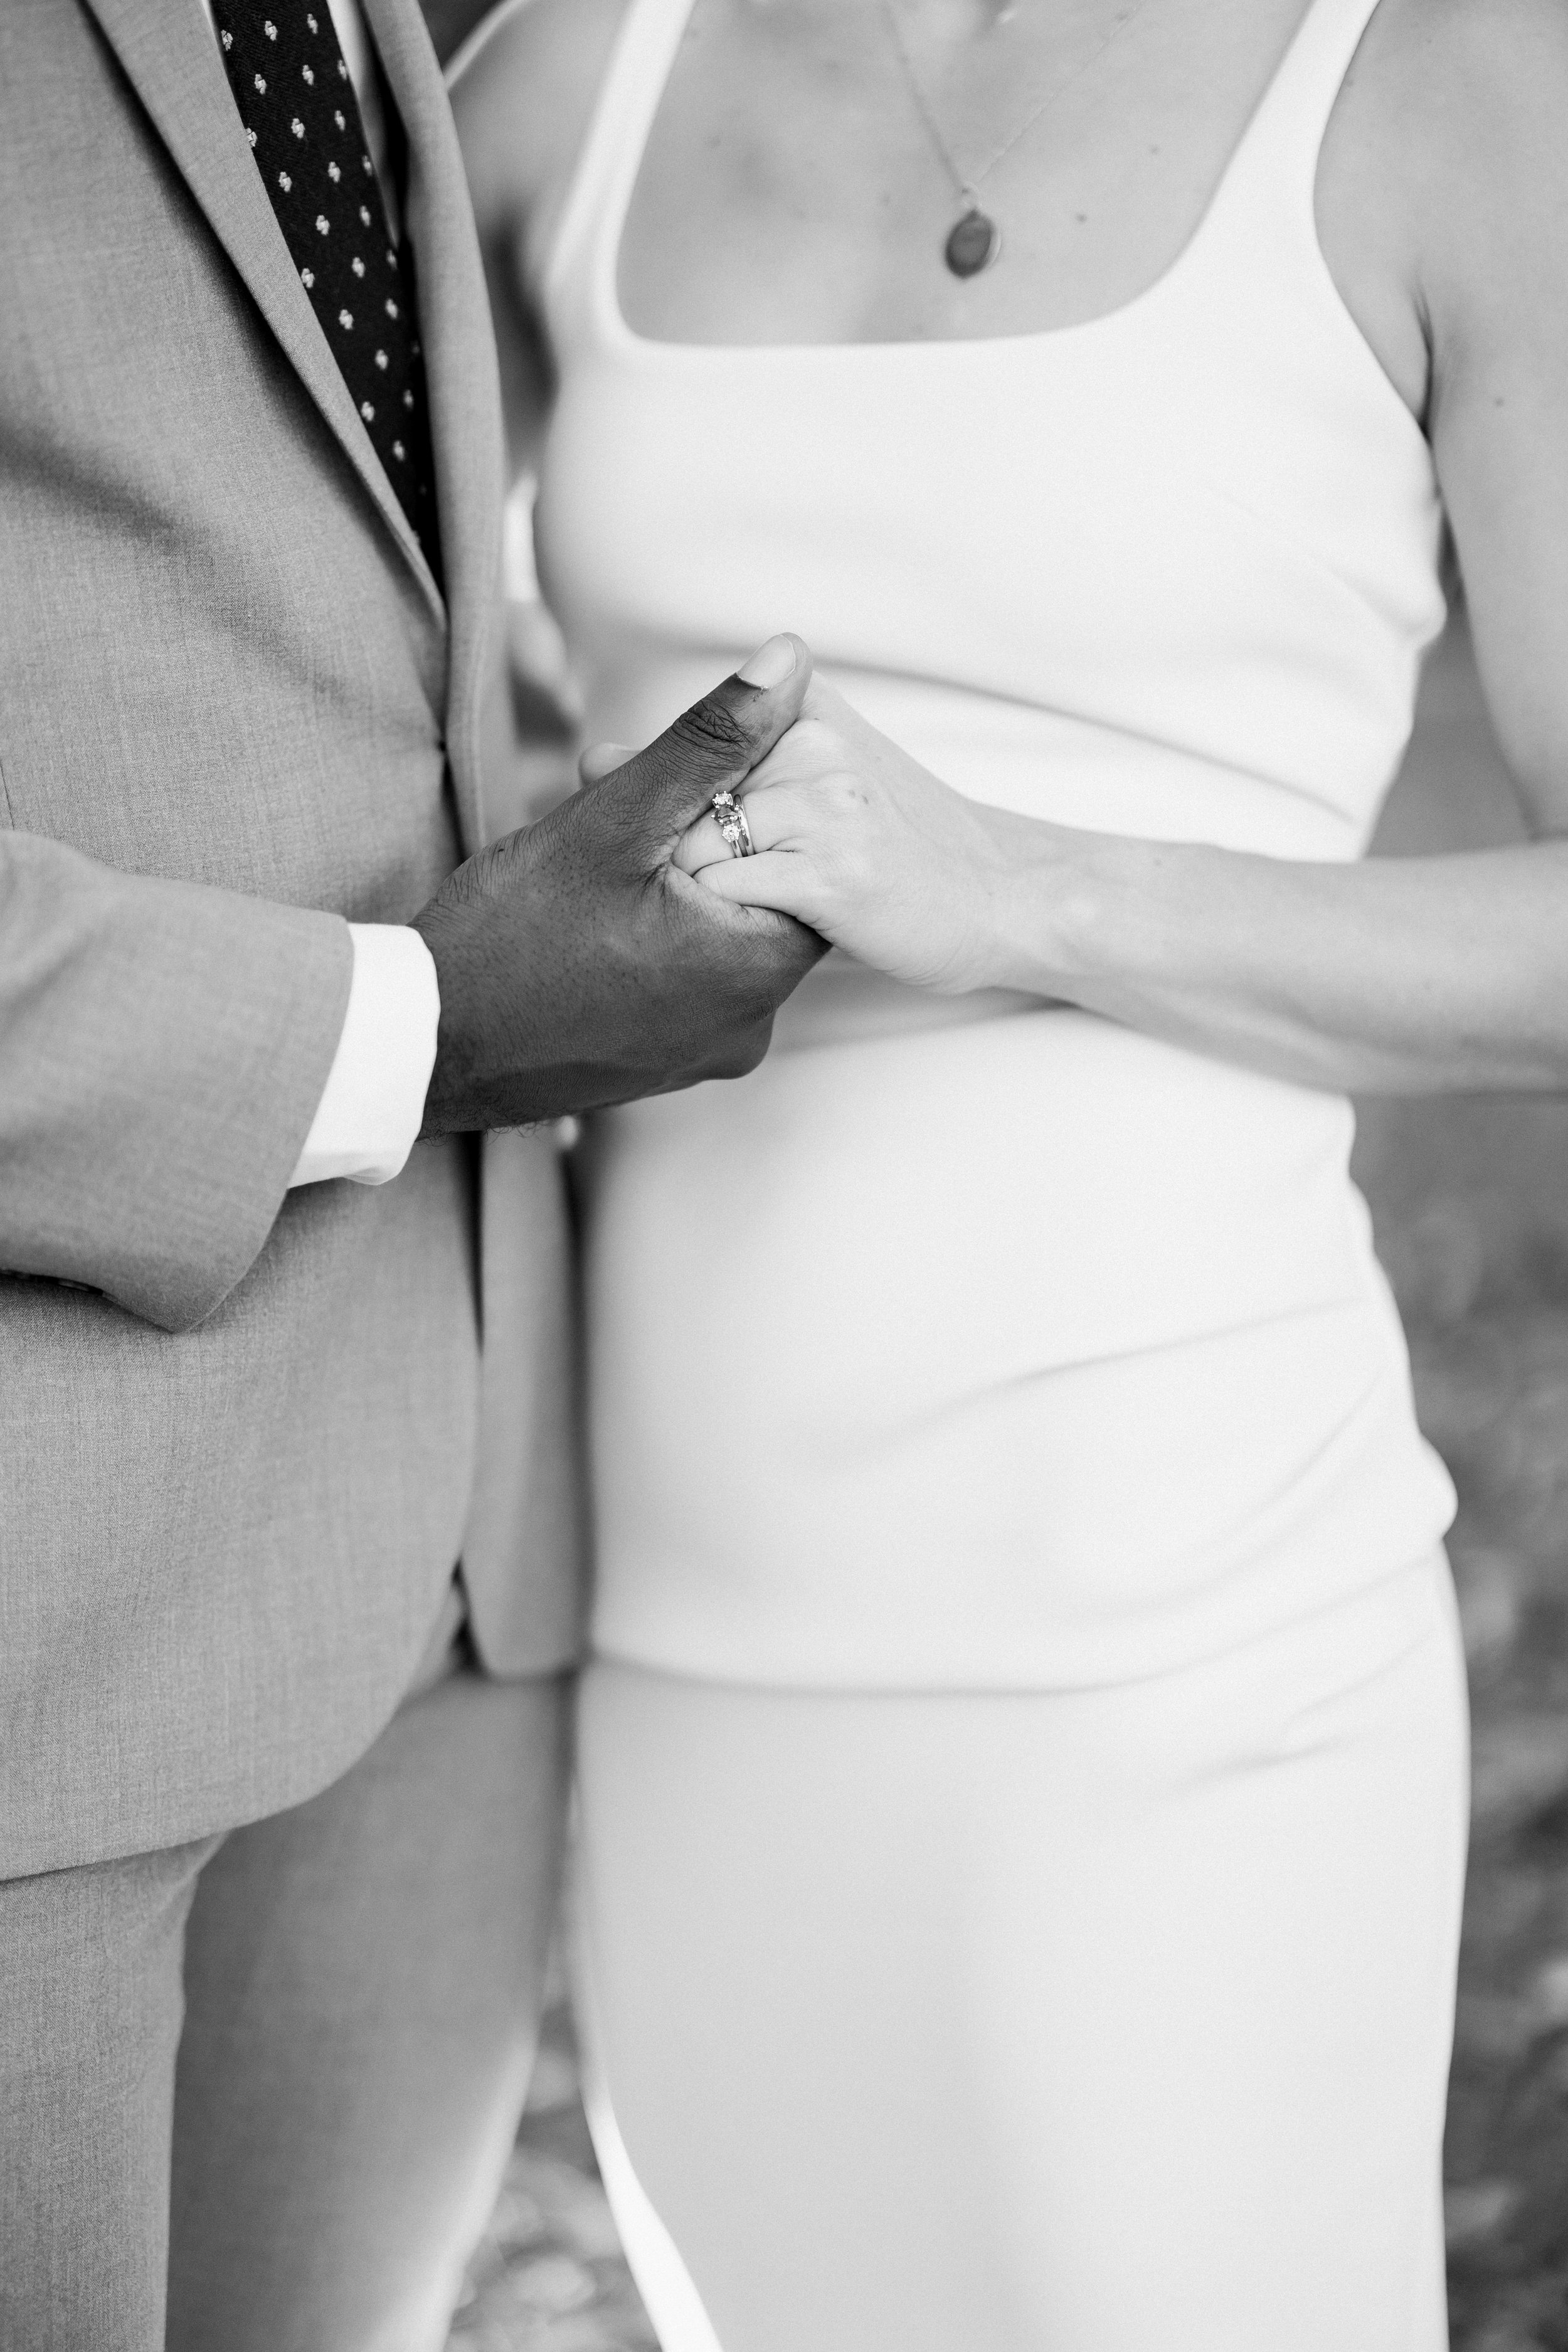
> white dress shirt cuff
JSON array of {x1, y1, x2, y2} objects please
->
[{"x1": 289, "y1": 922, "x2": 440, "y2": 1189}]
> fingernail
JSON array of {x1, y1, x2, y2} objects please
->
[{"x1": 736, "y1": 635, "x2": 797, "y2": 690}]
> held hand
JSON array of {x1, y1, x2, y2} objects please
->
[
  {"x1": 672, "y1": 679, "x2": 1023, "y2": 994},
  {"x1": 412, "y1": 635, "x2": 826, "y2": 1131}
]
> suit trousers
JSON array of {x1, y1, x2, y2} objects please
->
[{"x1": 0, "y1": 1596, "x2": 569, "y2": 2352}]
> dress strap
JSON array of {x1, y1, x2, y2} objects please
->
[
  {"x1": 541, "y1": 0, "x2": 696, "y2": 341},
  {"x1": 1197, "y1": 0, "x2": 1389, "y2": 256}
]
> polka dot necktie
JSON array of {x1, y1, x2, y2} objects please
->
[{"x1": 213, "y1": 3, "x2": 443, "y2": 586}]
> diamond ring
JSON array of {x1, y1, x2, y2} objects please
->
[{"x1": 711, "y1": 788, "x2": 755, "y2": 858}]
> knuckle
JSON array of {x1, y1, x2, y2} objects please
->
[{"x1": 667, "y1": 695, "x2": 753, "y2": 765}]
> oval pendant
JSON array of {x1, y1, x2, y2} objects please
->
[{"x1": 945, "y1": 207, "x2": 1001, "y2": 278}]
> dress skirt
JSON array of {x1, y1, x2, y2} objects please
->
[{"x1": 574, "y1": 1551, "x2": 1468, "y2": 2352}]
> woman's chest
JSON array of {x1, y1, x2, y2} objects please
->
[{"x1": 610, "y1": 0, "x2": 1369, "y2": 349}]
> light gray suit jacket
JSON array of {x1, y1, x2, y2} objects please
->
[{"x1": 0, "y1": 0, "x2": 581, "y2": 1877}]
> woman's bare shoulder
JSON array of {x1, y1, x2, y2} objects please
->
[
  {"x1": 1335, "y1": 0, "x2": 1568, "y2": 823},
  {"x1": 1319, "y1": 0, "x2": 1568, "y2": 416},
  {"x1": 448, "y1": 0, "x2": 630, "y2": 244},
  {"x1": 1337, "y1": 0, "x2": 1568, "y2": 300}
]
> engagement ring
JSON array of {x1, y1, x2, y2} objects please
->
[{"x1": 712, "y1": 788, "x2": 755, "y2": 857}]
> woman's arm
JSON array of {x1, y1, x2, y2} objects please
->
[
  {"x1": 1012, "y1": 833, "x2": 1568, "y2": 1095},
  {"x1": 1012, "y1": 0, "x2": 1568, "y2": 1110},
  {"x1": 688, "y1": 0, "x2": 1568, "y2": 1098}
]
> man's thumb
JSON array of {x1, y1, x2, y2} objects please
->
[{"x1": 624, "y1": 635, "x2": 813, "y2": 840}]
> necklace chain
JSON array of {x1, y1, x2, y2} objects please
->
[{"x1": 877, "y1": 0, "x2": 1152, "y2": 208}]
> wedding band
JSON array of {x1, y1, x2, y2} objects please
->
[{"x1": 712, "y1": 788, "x2": 755, "y2": 857}]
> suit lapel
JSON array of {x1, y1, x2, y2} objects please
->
[
  {"x1": 84, "y1": 0, "x2": 502, "y2": 854},
  {"x1": 364, "y1": 0, "x2": 506, "y2": 856},
  {"x1": 82, "y1": 0, "x2": 447, "y2": 625}
]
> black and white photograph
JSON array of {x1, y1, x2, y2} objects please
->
[{"x1": 4, "y1": 0, "x2": 1568, "y2": 2344}]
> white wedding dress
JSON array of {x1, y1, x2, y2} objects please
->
[{"x1": 527, "y1": 0, "x2": 1470, "y2": 2339}]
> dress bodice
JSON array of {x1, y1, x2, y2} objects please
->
[
  {"x1": 531, "y1": 0, "x2": 1456, "y2": 1688},
  {"x1": 535, "y1": 0, "x2": 1443, "y2": 862}
]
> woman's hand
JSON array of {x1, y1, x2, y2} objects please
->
[
  {"x1": 595, "y1": 655, "x2": 1568, "y2": 1101},
  {"x1": 666, "y1": 679, "x2": 1041, "y2": 994}
]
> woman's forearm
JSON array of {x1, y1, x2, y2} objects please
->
[{"x1": 991, "y1": 821, "x2": 1568, "y2": 1096}]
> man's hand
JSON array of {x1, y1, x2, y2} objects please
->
[{"x1": 412, "y1": 635, "x2": 825, "y2": 1131}]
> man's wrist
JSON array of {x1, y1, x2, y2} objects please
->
[
  {"x1": 410, "y1": 895, "x2": 564, "y2": 1137},
  {"x1": 408, "y1": 901, "x2": 472, "y2": 1136}
]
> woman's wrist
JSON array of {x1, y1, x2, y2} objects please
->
[{"x1": 973, "y1": 813, "x2": 1158, "y2": 1001}]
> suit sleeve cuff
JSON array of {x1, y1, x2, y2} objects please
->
[{"x1": 289, "y1": 923, "x2": 440, "y2": 1188}]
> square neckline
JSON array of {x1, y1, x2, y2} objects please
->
[{"x1": 596, "y1": 0, "x2": 1363, "y2": 365}]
